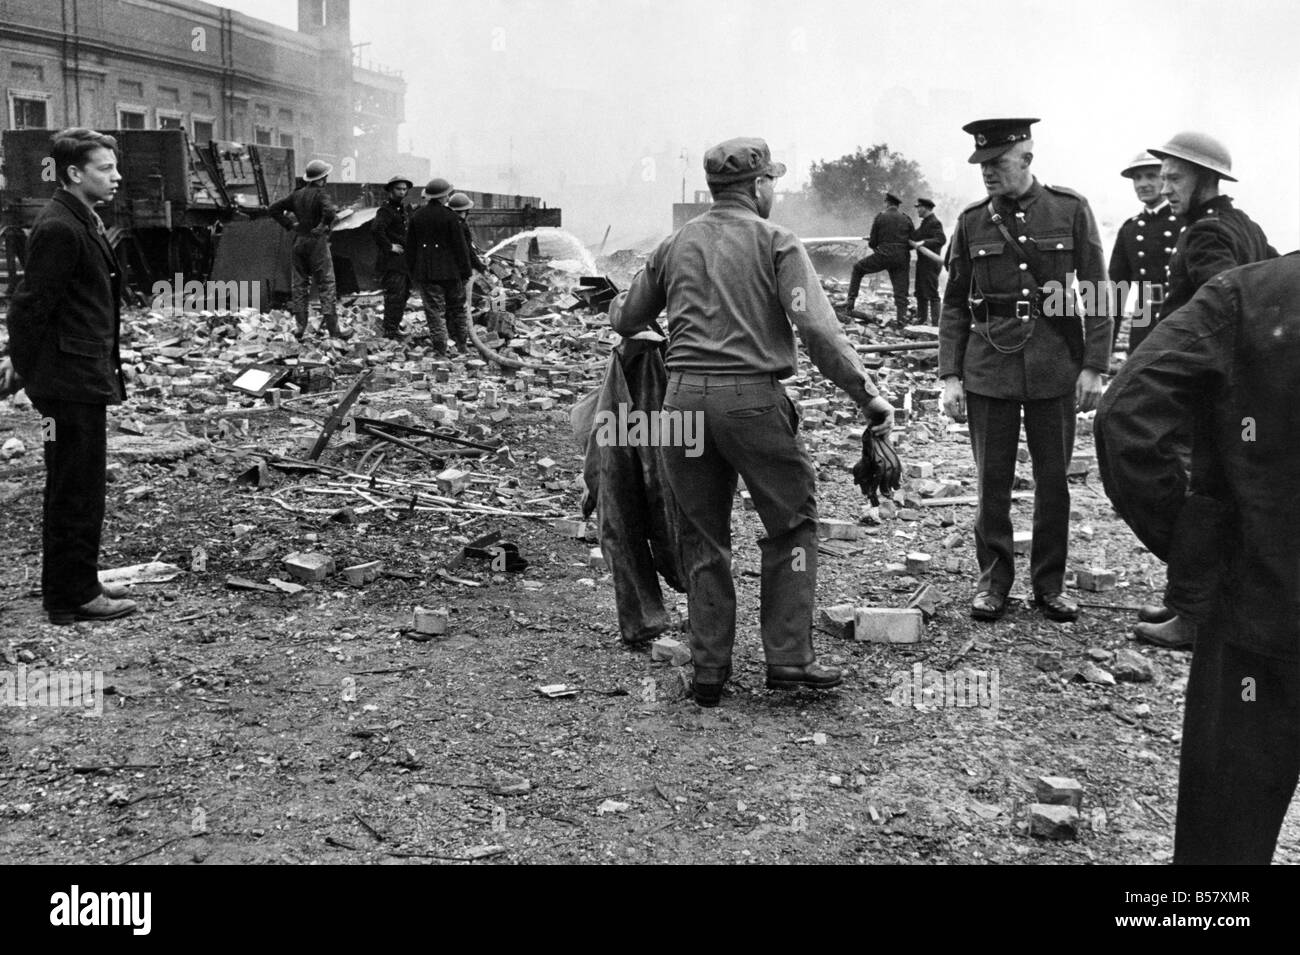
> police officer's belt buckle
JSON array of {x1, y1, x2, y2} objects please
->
[
  {"x1": 1146, "y1": 282, "x2": 1165, "y2": 306},
  {"x1": 1016, "y1": 299, "x2": 1032, "y2": 323}
]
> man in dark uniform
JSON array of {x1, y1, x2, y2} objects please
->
[
  {"x1": 448, "y1": 192, "x2": 488, "y2": 275},
  {"x1": 910, "y1": 197, "x2": 946, "y2": 324},
  {"x1": 1128, "y1": 131, "x2": 1277, "y2": 649},
  {"x1": 610, "y1": 137, "x2": 894, "y2": 707},
  {"x1": 5, "y1": 128, "x2": 138, "y2": 624},
  {"x1": 406, "y1": 177, "x2": 473, "y2": 356},
  {"x1": 371, "y1": 175, "x2": 413, "y2": 340},
  {"x1": 267, "y1": 158, "x2": 351, "y2": 339},
  {"x1": 845, "y1": 192, "x2": 913, "y2": 325},
  {"x1": 939, "y1": 118, "x2": 1111, "y2": 623},
  {"x1": 1095, "y1": 253, "x2": 1300, "y2": 863},
  {"x1": 1108, "y1": 152, "x2": 1181, "y2": 353}
]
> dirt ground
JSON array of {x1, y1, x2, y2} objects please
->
[{"x1": 2, "y1": 310, "x2": 1297, "y2": 867}]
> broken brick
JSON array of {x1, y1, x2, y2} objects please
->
[
  {"x1": 282, "y1": 552, "x2": 335, "y2": 582},
  {"x1": 1029, "y1": 803, "x2": 1079, "y2": 839},
  {"x1": 854, "y1": 607, "x2": 924, "y2": 644},
  {"x1": 1035, "y1": 776, "x2": 1084, "y2": 809},
  {"x1": 818, "y1": 603, "x2": 856, "y2": 639}
]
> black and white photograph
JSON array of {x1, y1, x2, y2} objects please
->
[{"x1": 0, "y1": 0, "x2": 1295, "y2": 907}]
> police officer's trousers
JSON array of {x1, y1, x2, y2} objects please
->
[
  {"x1": 966, "y1": 391, "x2": 1075, "y2": 597},
  {"x1": 660, "y1": 372, "x2": 819, "y2": 685}
]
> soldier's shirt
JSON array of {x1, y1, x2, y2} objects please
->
[
  {"x1": 1160, "y1": 195, "x2": 1277, "y2": 321},
  {"x1": 939, "y1": 177, "x2": 1111, "y2": 400},
  {"x1": 869, "y1": 207, "x2": 914, "y2": 256},
  {"x1": 1109, "y1": 200, "x2": 1181, "y2": 349}
]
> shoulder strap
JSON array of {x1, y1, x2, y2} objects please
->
[{"x1": 987, "y1": 201, "x2": 1047, "y2": 289}]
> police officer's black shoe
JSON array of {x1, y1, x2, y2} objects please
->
[
  {"x1": 970, "y1": 591, "x2": 1007, "y2": 621},
  {"x1": 1137, "y1": 603, "x2": 1176, "y2": 624},
  {"x1": 1034, "y1": 592, "x2": 1079, "y2": 622},
  {"x1": 766, "y1": 662, "x2": 842, "y2": 691},
  {"x1": 692, "y1": 681, "x2": 723, "y2": 707}
]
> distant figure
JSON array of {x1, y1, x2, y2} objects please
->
[
  {"x1": 447, "y1": 192, "x2": 488, "y2": 275},
  {"x1": 267, "y1": 158, "x2": 351, "y2": 339},
  {"x1": 371, "y1": 174, "x2": 413, "y2": 340},
  {"x1": 406, "y1": 178, "x2": 473, "y2": 356},
  {"x1": 910, "y1": 197, "x2": 946, "y2": 324},
  {"x1": 5, "y1": 128, "x2": 138, "y2": 624},
  {"x1": 844, "y1": 192, "x2": 913, "y2": 325},
  {"x1": 1108, "y1": 152, "x2": 1180, "y2": 353}
]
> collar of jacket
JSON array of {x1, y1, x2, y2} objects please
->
[
  {"x1": 1189, "y1": 194, "x2": 1234, "y2": 220},
  {"x1": 1141, "y1": 199, "x2": 1172, "y2": 217},
  {"x1": 710, "y1": 192, "x2": 761, "y2": 217},
  {"x1": 993, "y1": 177, "x2": 1043, "y2": 216},
  {"x1": 52, "y1": 186, "x2": 101, "y2": 228}
]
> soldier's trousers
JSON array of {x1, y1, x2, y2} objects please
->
[
  {"x1": 660, "y1": 372, "x2": 819, "y2": 684},
  {"x1": 966, "y1": 391, "x2": 1075, "y2": 597},
  {"x1": 417, "y1": 279, "x2": 467, "y2": 354},
  {"x1": 848, "y1": 251, "x2": 909, "y2": 322},
  {"x1": 380, "y1": 270, "x2": 411, "y2": 336},
  {"x1": 1175, "y1": 633, "x2": 1300, "y2": 864},
  {"x1": 915, "y1": 264, "x2": 941, "y2": 324},
  {"x1": 31, "y1": 398, "x2": 107, "y2": 612},
  {"x1": 289, "y1": 235, "x2": 337, "y2": 330}
]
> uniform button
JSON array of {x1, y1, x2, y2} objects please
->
[
  {"x1": 1022, "y1": 288, "x2": 1031, "y2": 296},
  {"x1": 1136, "y1": 235, "x2": 1144, "y2": 241},
  {"x1": 1165, "y1": 247, "x2": 1173, "y2": 253},
  {"x1": 1137, "y1": 251, "x2": 1145, "y2": 257},
  {"x1": 1164, "y1": 230, "x2": 1172, "y2": 237},
  {"x1": 1180, "y1": 226, "x2": 1187, "y2": 233},
  {"x1": 1138, "y1": 220, "x2": 1146, "y2": 227},
  {"x1": 1018, "y1": 262, "x2": 1028, "y2": 270},
  {"x1": 1019, "y1": 235, "x2": 1027, "y2": 243},
  {"x1": 1139, "y1": 268, "x2": 1146, "y2": 275},
  {"x1": 1056, "y1": 243, "x2": 1064, "y2": 249},
  {"x1": 978, "y1": 249, "x2": 987, "y2": 256}
]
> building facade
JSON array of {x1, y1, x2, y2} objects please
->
[{"x1": 0, "y1": 0, "x2": 428, "y2": 184}]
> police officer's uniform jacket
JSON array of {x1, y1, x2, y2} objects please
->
[
  {"x1": 1160, "y1": 195, "x2": 1276, "y2": 321},
  {"x1": 1108, "y1": 200, "x2": 1181, "y2": 351}
]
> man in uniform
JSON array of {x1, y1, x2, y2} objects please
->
[
  {"x1": 910, "y1": 197, "x2": 946, "y2": 324},
  {"x1": 1128, "y1": 131, "x2": 1276, "y2": 649},
  {"x1": 406, "y1": 177, "x2": 473, "y2": 356},
  {"x1": 1095, "y1": 253, "x2": 1300, "y2": 864},
  {"x1": 267, "y1": 158, "x2": 351, "y2": 339},
  {"x1": 5, "y1": 128, "x2": 138, "y2": 624},
  {"x1": 371, "y1": 175, "x2": 413, "y2": 340},
  {"x1": 844, "y1": 192, "x2": 913, "y2": 325},
  {"x1": 1108, "y1": 152, "x2": 1181, "y2": 353},
  {"x1": 939, "y1": 118, "x2": 1111, "y2": 623},
  {"x1": 610, "y1": 137, "x2": 894, "y2": 707},
  {"x1": 448, "y1": 192, "x2": 488, "y2": 276}
]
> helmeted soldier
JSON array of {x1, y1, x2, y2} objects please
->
[
  {"x1": 1108, "y1": 152, "x2": 1181, "y2": 353},
  {"x1": 267, "y1": 158, "x2": 351, "y2": 339},
  {"x1": 371, "y1": 174, "x2": 414, "y2": 340},
  {"x1": 938, "y1": 118, "x2": 1111, "y2": 624}
]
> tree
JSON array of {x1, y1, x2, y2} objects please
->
[{"x1": 808, "y1": 144, "x2": 931, "y2": 222}]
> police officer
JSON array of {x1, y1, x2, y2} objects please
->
[
  {"x1": 372, "y1": 174, "x2": 413, "y2": 340},
  {"x1": 267, "y1": 158, "x2": 351, "y2": 339},
  {"x1": 939, "y1": 118, "x2": 1111, "y2": 623},
  {"x1": 1108, "y1": 152, "x2": 1181, "y2": 353},
  {"x1": 610, "y1": 137, "x2": 894, "y2": 707},
  {"x1": 910, "y1": 197, "x2": 946, "y2": 324},
  {"x1": 845, "y1": 192, "x2": 913, "y2": 324},
  {"x1": 1128, "y1": 131, "x2": 1277, "y2": 649}
]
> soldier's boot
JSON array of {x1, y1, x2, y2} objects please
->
[
  {"x1": 293, "y1": 314, "x2": 310, "y2": 340},
  {"x1": 895, "y1": 301, "x2": 909, "y2": 326},
  {"x1": 323, "y1": 313, "x2": 353, "y2": 340}
]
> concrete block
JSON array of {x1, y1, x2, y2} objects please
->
[
  {"x1": 818, "y1": 518, "x2": 865, "y2": 540},
  {"x1": 1029, "y1": 803, "x2": 1079, "y2": 840},
  {"x1": 650, "y1": 637, "x2": 692, "y2": 667},
  {"x1": 1035, "y1": 776, "x2": 1084, "y2": 809},
  {"x1": 818, "y1": 603, "x2": 857, "y2": 639},
  {"x1": 282, "y1": 551, "x2": 335, "y2": 582},
  {"x1": 342, "y1": 560, "x2": 382, "y2": 587},
  {"x1": 905, "y1": 552, "x2": 932, "y2": 574},
  {"x1": 537, "y1": 457, "x2": 559, "y2": 474},
  {"x1": 1075, "y1": 567, "x2": 1117, "y2": 592},
  {"x1": 413, "y1": 606, "x2": 448, "y2": 635},
  {"x1": 905, "y1": 462, "x2": 934, "y2": 479},
  {"x1": 853, "y1": 607, "x2": 924, "y2": 644},
  {"x1": 435, "y1": 468, "x2": 471, "y2": 495}
]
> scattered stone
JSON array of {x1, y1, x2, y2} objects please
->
[
  {"x1": 1029, "y1": 803, "x2": 1079, "y2": 840},
  {"x1": 1076, "y1": 568, "x2": 1117, "y2": 592},
  {"x1": 1035, "y1": 776, "x2": 1084, "y2": 809},
  {"x1": 489, "y1": 773, "x2": 532, "y2": 796},
  {"x1": 650, "y1": 637, "x2": 692, "y2": 667},
  {"x1": 1077, "y1": 662, "x2": 1117, "y2": 686},
  {"x1": 1035, "y1": 650, "x2": 1063, "y2": 672},
  {"x1": 1086, "y1": 648, "x2": 1113, "y2": 662},
  {"x1": 342, "y1": 560, "x2": 382, "y2": 587},
  {"x1": 854, "y1": 607, "x2": 923, "y2": 644},
  {"x1": 282, "y1": 551, "x2": 335, "y2": 582},
  {"x1": 1112, "y1": 648, "x2": 1159, "y2": 683},
  {"x1": 412, "y1": 606, "x2": 448, "y2": 636},
  {"x1": 905, "y1": 552, "x2": 932, "y2": 574},
  {"x1": 1013, "y1": 530, "x2": 1032, "y2": 555},
  {"x1": 818, "y1": 604, "x2": 856, "y2": 639},
  {"x1": 818, "y1": 518, "x2": 865, "y2": 540}
]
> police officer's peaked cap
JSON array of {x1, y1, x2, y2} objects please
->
[
  {"x1": 704, "y1": 137, "x2": 787, "y2": 185},
  {"x1": 915, "y1": 197, "x2": 935, "y2": 209},
  {"x1": 304, "y1": 159, "x2": 332, "y2": 181},
  {"x1": 1149, "y1": 131, "x2": 1237, "y2": 182},
  {"x1": 384, "y1": 175, "x2": 413, "y2": 191},
  {"x1": 1119, "y1": 152, "x2": 1161, "y2": 179},
  {"x1": 961, "y1": 118, "x2": 1039, "y2": 164},
  {"x1": 423, "y1": 177, "x2": 454, "y2": 199},
  {"x1": 885, "y1": 192, "x2": 902, "y2": 205}
]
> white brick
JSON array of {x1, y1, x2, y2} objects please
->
[{"x1": 853, "y1": 607, "x2": 924, "y2": 643}]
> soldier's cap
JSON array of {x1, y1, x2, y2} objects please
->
[
  {"x1": 1119, "y1": 152, "x2": 1161, "y2": 179},
  {"x1": 915, "y1": 197, "x2": 935, "y2": 209},
  {"x1": 962, "y1": 118, "x2": 1039, "y2": 164},
  {"x1": 303, "y1": 159, "x2": 332, "y2": 181},
  {"x1": 885, "y1": 192, "x2": 902, "y2": 205},
  {"x1": 423, "y1": 177, "x2": 454, "y2": 199},
  {"x1": 384, "y1": 175, "x2": 413, "y2": 191},
  {"x1": 704, "y1": 137, "x2": 787, "y2": 185}
]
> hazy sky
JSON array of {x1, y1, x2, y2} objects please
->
[{"x1": 226, "y1": 0, "x2": 1300, "y2": 250}]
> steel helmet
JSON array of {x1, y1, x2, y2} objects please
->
[
  {"x1": 303, "y1": 159, "x2": 332, "y2": 181},
  {"x1": 1120, "y1": 151, "x2": 1161, "y2": 179},
  {"x1": 384, "y1": 174, "x2": 413, "y2": 191},
  {"x1": 1149, "y1": 132, "x2": 1236, "y2": 182},
  {"x1": 423, "y1": 177, "x2": 454, "y2": 199},
  {"x1": 447, "y1": 192, "x2": 474, "y2": 211}
]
